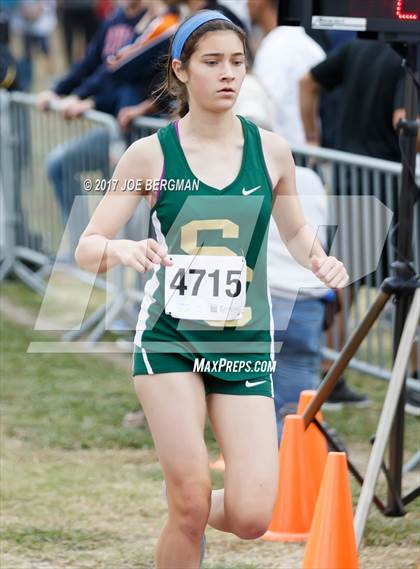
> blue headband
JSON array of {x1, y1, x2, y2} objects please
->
[{"x1": 171, "y1": 10, "x2": 232, "y2": 60}]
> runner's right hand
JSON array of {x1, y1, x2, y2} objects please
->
[{"x1": 110, "y1": 238, "x2": 173, "y2": 273}]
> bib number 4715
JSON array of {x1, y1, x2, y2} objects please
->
[
  {"x1": 170, "y1": 268, "x2": 242, "y2": 298},
  {"x1": 164, "y1": 254, "x2": 246, "y2": 321}
]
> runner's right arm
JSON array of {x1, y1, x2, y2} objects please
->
[{"x1": 75, "y1": 135, "x2": 172, "y2": 274}]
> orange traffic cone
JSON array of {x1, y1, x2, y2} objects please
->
[
  {"x1": 297, "y1": 390, "x2": 328, "y2": 496},
  {"x1": 262, "y1": 415, "x2": 316, "y2": 542},
  {"x1": 302, "y1": 452, "x2": 359, "y2": 569},
  {"x1": 209, "y1": 453, "x2": 225, "y2": 471}
]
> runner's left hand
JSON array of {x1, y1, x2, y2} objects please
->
[{"x1": 310, "y1": 256, "x2": 349, "y2": 289}]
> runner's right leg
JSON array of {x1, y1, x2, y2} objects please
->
[{"x1": 133, "y1": 371, "x2": 211, "y2": 569}]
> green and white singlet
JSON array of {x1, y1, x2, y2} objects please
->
[{"x1": 133, "y1": 115, "x2": 275, "y2": 393}]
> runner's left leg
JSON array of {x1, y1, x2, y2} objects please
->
[{"x1": 206, "y1": 393, "x2": 278, "y2": 538}]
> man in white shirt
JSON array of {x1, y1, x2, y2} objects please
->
[
  {"x1": 247, "y1": 0, "x2": 325, "y2": 144},
  {"x1": 268, "y1": 167, "x2": 330, "y2": 441}
]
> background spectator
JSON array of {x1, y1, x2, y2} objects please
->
[
  {"x1": 91, "y1": 0, "x2": 181, "y2": 130},
  {"x1": 36, "y1": 0, "x2": 147, "y2": 255},
  {"x1": 299, "y1": 38, "x2": 412, "y2": 408},
  {"x1": 59, "y1": 0, "x2": 100, "y2": 65},
  {"x1": 12, "y1": 0, "x2": 57, "y2": 90},
  {"x1": 268, "y1": 167, "x2": 330, "y2": 441},
  {"x1": 233, "y1": 71, "x2": 275, "y2": 131},
  {"x1": 247, "y1": 0, "x2": 324, "y2": 145},
  {"x1": 304, "y1": 29, "x2": 357, "y2": 149},
  {"x1": 300, "y1": 39, "x2": 406, "y2": 160},
  {"x1": 37, "y1": 0, "x2": 146, "y2": 118}
]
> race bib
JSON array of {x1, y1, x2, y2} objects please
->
[{"x1": 164, "y1": 255, "x2": 246, "y2": 321}]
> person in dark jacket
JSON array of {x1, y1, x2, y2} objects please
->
[
  {"x1": 74, "y1": 1, "x2": 243, "y2": 129},
  {"x1": 72, "y1": 0, "x2": 182, "y2": 130},
  {"x1": 36, "y1": 0, "x2": 146, "y2": 246},
  {"x1": 63, "y1": 0, "x2": 245, "y2": 127},
  {"x1": 300, "y1": 39, "x2": 407, "y2": 160},
  {"x1": 37, "y1": 0, "x2": 147, "y2": 117}
]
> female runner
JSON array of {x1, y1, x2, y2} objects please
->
[{"x1": 75, "y1": 10, "x2": 348, "y2": 569}]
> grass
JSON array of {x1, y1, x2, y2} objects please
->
[
  {"x1": 1, "y1": 281, "x2": 46, "y2": 313},
  {"x1": 1, "y1": 282, "x2": 419, "y2": 568},
  {"x1": 0, "y1": 527, "x2": 114, "y2": 551},
  {"x1": 324, "y1": 372, "x2": 420, "y2": 452},
  {"x1": 1, "y1": 313, "x2": 152, "y2": 450}
]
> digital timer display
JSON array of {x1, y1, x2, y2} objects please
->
[
  {"x1": 314, "y1": 0, "x2": 419, "y2": 20},
  {"x1": 396, "y1": 0, "x2": 419, "y2": 20},
  {"x1": 309, "y1": 0, "x2": 420, "y2": 34},
  {"x1": 277, "y1": 0, "x2": 420, "y2": 38}
]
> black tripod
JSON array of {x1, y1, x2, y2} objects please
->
[{"x1": 386, "y1": 42, "x2": 419, "y2": 516}]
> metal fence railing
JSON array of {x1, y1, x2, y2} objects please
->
[
  {"x1": 0, "y1": 90, "x2": 122, "y2": 294},
  {"x1": 0, "y1": 91, "x2": 418, "y2": 389},
  {"x1": 291, "y1": 143, "x2": 419, "y2": 389}
]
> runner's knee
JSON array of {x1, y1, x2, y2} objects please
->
[
  {"x1": 228, "y1": 508, "x2": 272, "y2": 540},
  {"x1": 168, "y1": 478, "x2": 211, "y2": 539},
  {"x1": 226, "y1": 493, "x2": 275, "y2": 540}
]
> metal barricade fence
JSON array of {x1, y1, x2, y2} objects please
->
[
  {"x1": 0, "y1": 92, "x2": 166, "y2": 342},
  {"x1": 290, "y1": 142, "x2": 419, "y2": 388},
  {"x1": 0, "y1": 90, "x2": 146, "y2": 343},
  {"x1": 0, "y1": 90, "x2": 122, "y2": 295},
  {"x1": 130, "y1": 115, "x2": 169, "y2": 141}
]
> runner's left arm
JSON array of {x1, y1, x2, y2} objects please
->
[{"x1": 269, "y1": 134, "x2": 348, "y2": 289}]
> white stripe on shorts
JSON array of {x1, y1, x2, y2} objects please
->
[{"x1": 141, "y1": 347, "x2": 154, "y2": 375}]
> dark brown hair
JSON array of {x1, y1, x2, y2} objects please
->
[{"x1": 155, "y1": 18, "x2": 247, "y2": 118}]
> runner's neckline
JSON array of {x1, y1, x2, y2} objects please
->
[{"x1": 172, "y1": 116, "x2": 249, "y2": 192}]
